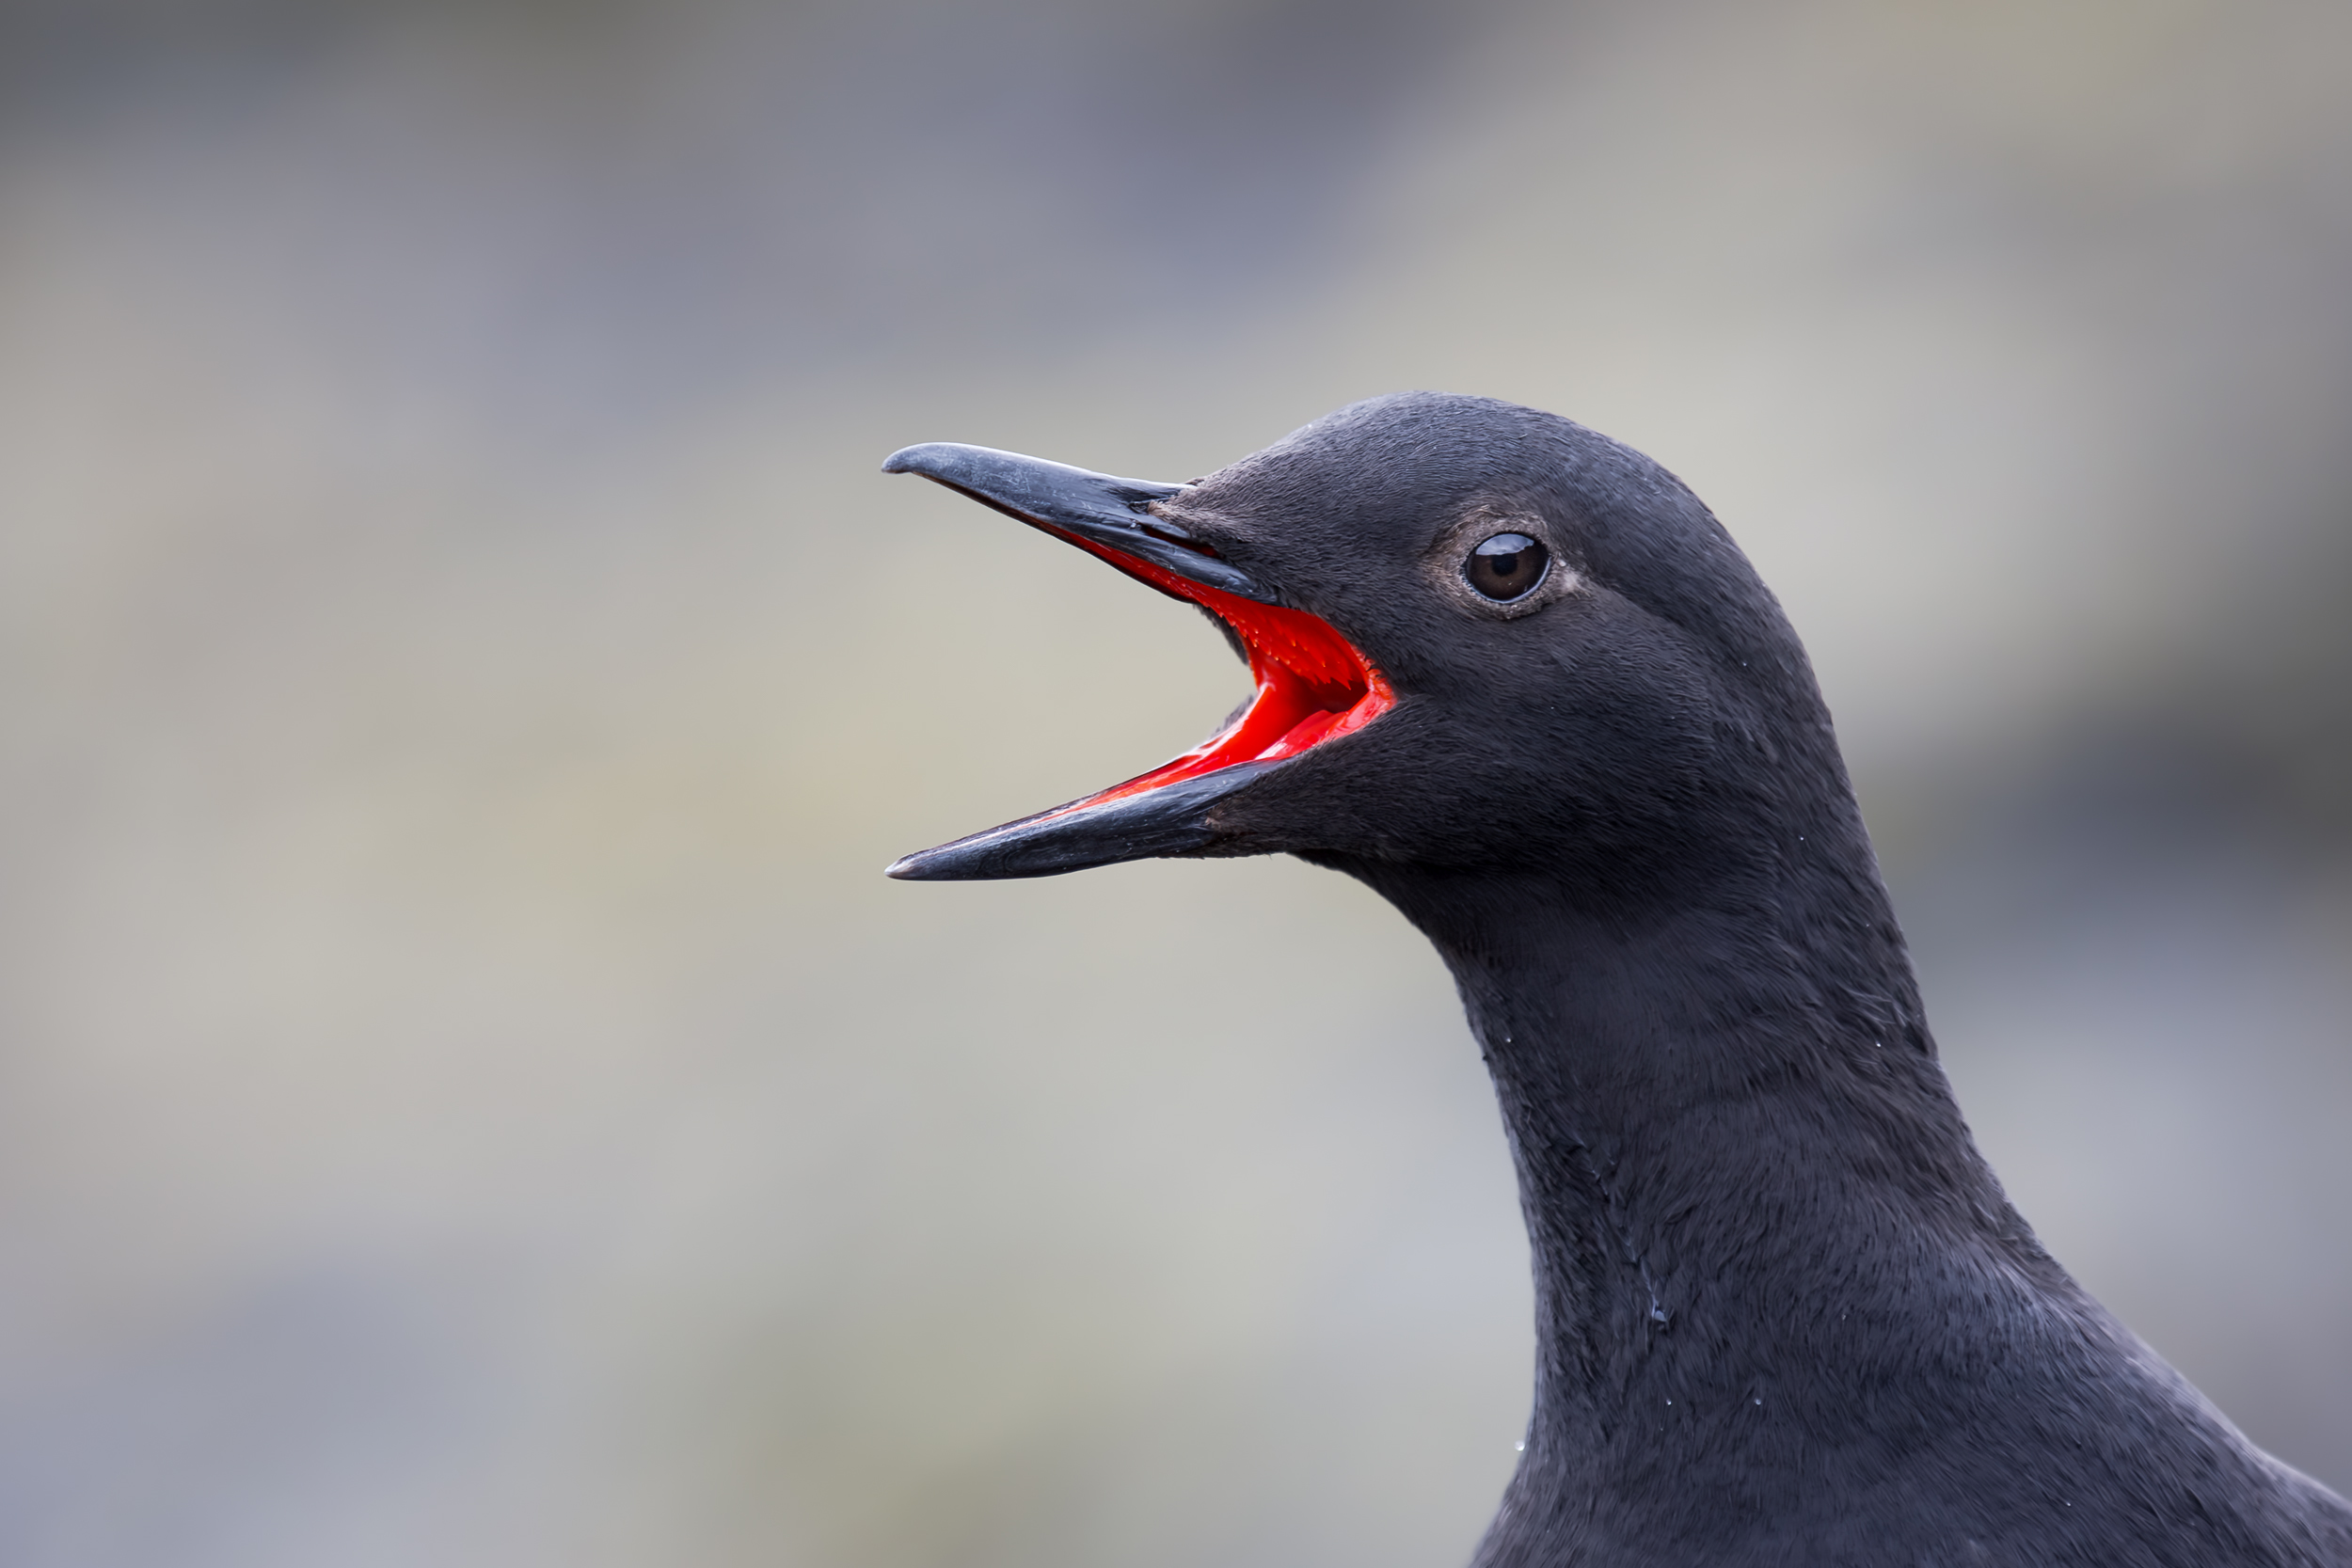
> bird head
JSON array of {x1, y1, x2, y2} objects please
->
[{"x1": 884, "y1": 392, "x2": 1840, "y2": 914}]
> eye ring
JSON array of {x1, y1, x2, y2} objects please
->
[{"x1": 1463, "y1": 532, "x2": 1549, "y2": 601}]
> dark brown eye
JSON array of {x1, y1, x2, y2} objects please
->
[{"x1": 1465, "y1": 532, "x2": 1549, "y2": 600}]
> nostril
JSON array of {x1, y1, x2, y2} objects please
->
[{"x1": 1138, "y1": 521, "x2": 1221, "y2": 559}]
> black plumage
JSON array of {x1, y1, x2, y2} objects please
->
[{"x1": 882, "y1": 392, "x2": 2352, "y2": 1565}]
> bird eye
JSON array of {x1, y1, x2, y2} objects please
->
[{"x1": 1464, "y1": 532, "x2": 1549, "y2": 601}]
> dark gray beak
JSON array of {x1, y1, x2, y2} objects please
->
[
  {"x1": 883, "y1": 763, "x2": 1276, "y2": 880},
  {"x1": 879, "y1": 442, "x2": 1286, "y2": 880},
  {"x1": 880, "y1": 442, "x2": 1278, "y2": 604}
]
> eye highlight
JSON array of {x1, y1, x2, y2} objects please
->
[{"x1": 1464, "y1": 532, "x2": 1549, "y2": 601}]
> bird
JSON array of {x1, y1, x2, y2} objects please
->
[{"x1": 878, "y1": 392, "x2": 2352, "y2": 1566}]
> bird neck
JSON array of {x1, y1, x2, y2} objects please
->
[{"x1": 1350, "y1": 844, "x2": 2056, "y2": 1466}]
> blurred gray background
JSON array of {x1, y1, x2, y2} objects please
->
[{"x1": 2, "y1": 1, "x2": 2348, "y2": 1563}]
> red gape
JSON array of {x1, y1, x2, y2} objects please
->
[{"x1": 1038, "y1": 529, "x2": 1397, "y2": 817}]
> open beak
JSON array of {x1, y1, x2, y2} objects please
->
[{"x1": 881, "y1": 443, "x2": 1393, "y2": 880}]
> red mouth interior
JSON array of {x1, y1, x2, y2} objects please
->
[{"x1": 1042, "y1": 529, "x2": 1396, "y2": 816}]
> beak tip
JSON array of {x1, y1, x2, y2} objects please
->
[
  {"x1": 881, "y1": 443, "x2": 960, "y2": 477},
  {"x1": 887, "y1": 843, "x2": 980, "y2": 880}
]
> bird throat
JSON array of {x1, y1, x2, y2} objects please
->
[
  {"x1": 1032, "y1": 524, "x2": 1395, "y2": 817},
  {"x1": 1366, "y1": 866, "x2": 2027, "y2": 1473}
]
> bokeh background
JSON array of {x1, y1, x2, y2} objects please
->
[{"x1": 4, "y1": 1, "x2": 2349, "y2": 1563}]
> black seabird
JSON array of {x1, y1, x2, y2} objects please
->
[{"x1": 880, "y1": 393, "x2": 2352, "y2": 1566}]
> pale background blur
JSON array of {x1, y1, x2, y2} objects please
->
[{"x1": 3, "y1": 1, "x2": 2349, "y2": 1564}]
